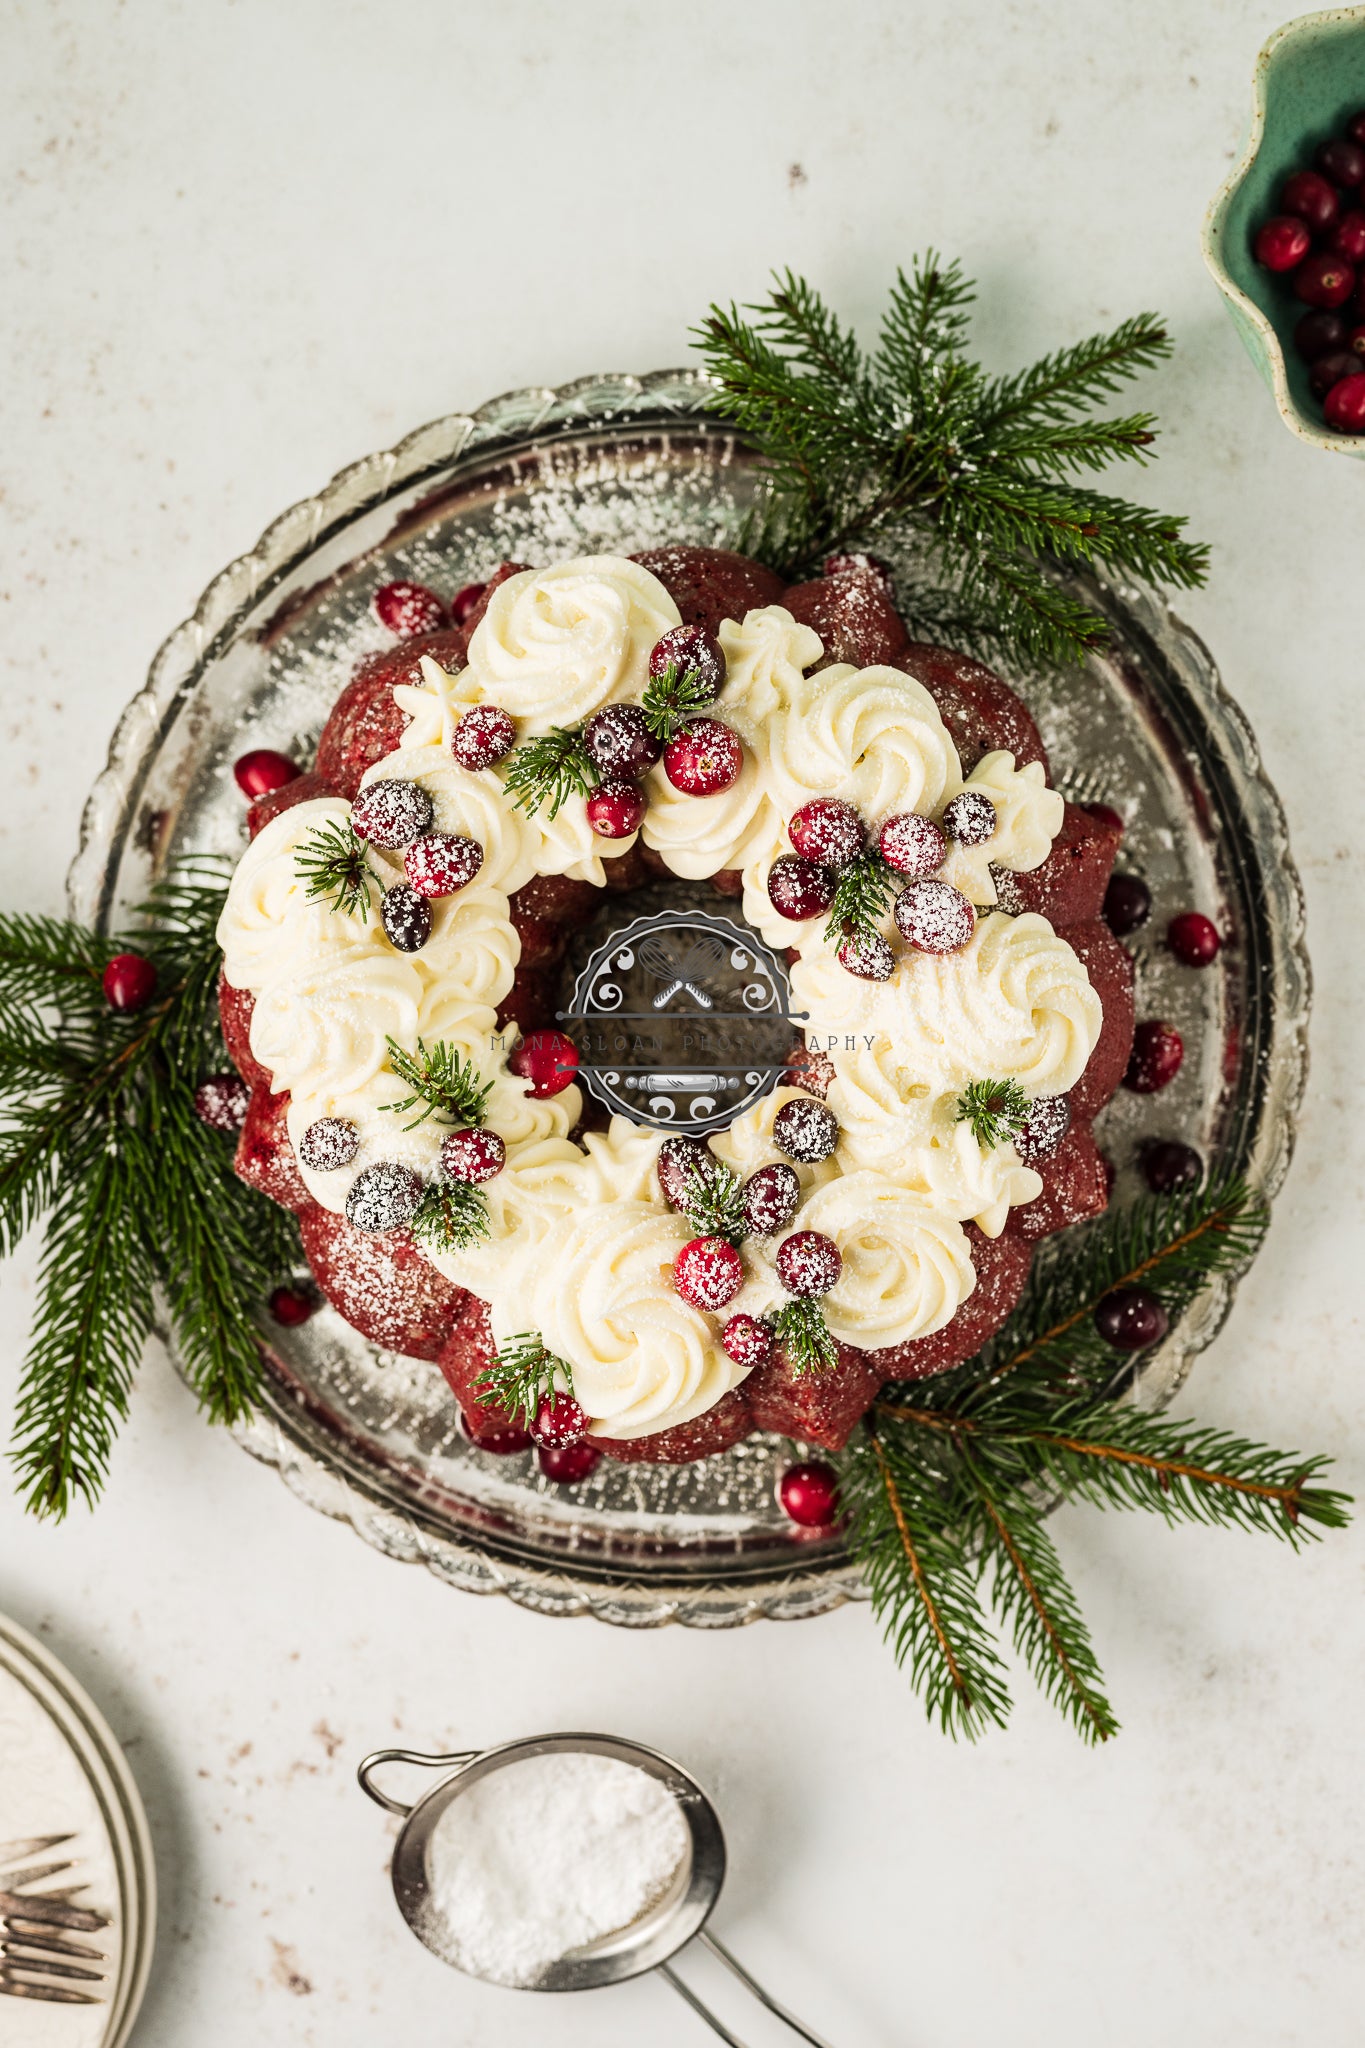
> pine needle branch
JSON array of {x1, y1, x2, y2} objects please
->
[
  {"x1": 678, "y1": 1157, "x2": 748, "y2": 1246},
  {"x1": 293, "y1": 818, "x2": 376, "y2": 921},
  {"x1": 410, "y1": 1180, "x2": 491, "y2": 1255},
  {"x1": 766, "y1": 1296, "x2": 839, "y2": 1374},
  {"x1": 477, "y1": 1331, "x2": 572, "y2": 1428},
  {"x1": 824, "y1": 849, "x2": 898, "y2": 947},
  {"x1": 503, "y1": 726, "x2": 597, "y2": 819},
  {"x1": 641, "y1": 662, "x2": 721, "y2": 746},
  {"x1": 382, "y1": 1036, "x2": 493, "y2": 1130},
  {"x1": 954, "y1": 1079, "x2": 1030, "y2": 1150}
]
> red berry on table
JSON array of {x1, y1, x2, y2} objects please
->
[
  {"x1": 193, "y1": 1073, "x2": 251, "y2": 1133},
  {"x1": 1293, "y1": 309, "x2": 1348, "y2": 361},
  {"x1": 1124, "y1": 1020, "x2": 1184, "y2": 1094},
  {"x1": 586, "y1": 780, "x2": 647, "y2": 839},
  {"x1": 269, "y1": 1285, "x2": 315, "y2": 1328},
  {"x1": 583, "y1": 702, "x2": 662, "y2": 778},
  {"x1": 663, "y1": 718, "x2": 743, "y2": 796},
  {"x1": 510, "y1": 1030, "x2": 579, "y2": 1097},
  {"x1": 299, "y1": 1116, "x2": 360, "y2": 1171},
  {"x1": 773, "y1": 1097, "x2": 839, "y2": 1163},
  {"x1": 1331, "y1": 210, "x2": 1365, "y2": 262},
  {"x1": 344, "y1": 1161, "x2": 424, "y2": 1233},
  {"x1": 451, "y1": 581, "x2": 487, "y2": 626},
  {"x1": 1167, "y1": 911, "x2": 1222, "y2": 967},
  {"x1": 1309, "y1": 350, "x2": 1365, "y2": 399},
  {"x1": 657, "y1": 1134, "x2": 710, "y2": 1209},
  {"x1": 103, "y1": 952, "x2": 157, "y2": 1012},
  {"x1": 353, "y1": 777, "x2": 434, "y2": 848},
  {"x1": 893, "y1": 878, "x2": 974, "y2": 953},
  {"x1": 674, "y1": 1236, "x2": 745, "y2": 1312},
  {"x1": 233, "y1": 748, "x2": 301, "y2": 799},
  {"x1": 404, "y1": 831, "x2": 484, "y2": 896},
  {"x1": 722, "y1": 1314, "x2": 774, "y2": 1370},
  {"x1": 942, "y1": 789, "x2": 997, "y2": 845},
  {"x1": 741, "y1": 1162, "x2": 801, "y2": 1236},
  {"x1": 1102, "y1": 872, "x2": 1151, "y2": 938},
  {"x1": 451, "y1": 704, "x2": 516, "y2": 770},
  {"x1": 767, "y1": 854, "x2": 837, "y2": 922},
  {"x1": 537, "y1": 1439, "x2": 601, "y2": 1483},
  {"x1": 824, "y1": 550, "x2": 895, "y2": 596},
  {"x1": 648, "y1": 623, "x2": 726, "y2": 699},
  {"x1": 1254, "y1": 216, "x2": 1312, "y2": 272},
  {"x1": 776, "y1": 1230, "x2": 841, "y2": 1297},
  {"x1": 532, "y1": 1391, "x2": 587, "y2": 1448},
  {"x1": 1318, "y1": 137, "x2": 1365, "y2": 188},
  {"x1": 1294, "y1": 252, "x2": 1355, "y2": 307},
  {"x1": 837, "y1": 929, "x2": 895, "y2": 981},
  {"x1": 1083, "y1": 801, "x2": 1125, "y2": 836},
  {"x1": 778, "y1": 1459, "x2": 841, "y2": 1528},
  {"x1": 373, "y1": 580, "x2": 446, "y2": 637},
  {"x1": 1094, "y1": 1286, "x2": 1169, "y2": 1351},
  {"x1": 1325, "y1": 374, "x2": 1365, "y2": 431},
  {"x1": 1014, "y1": 1092, "x2": 1072, "y2": 1165},
  {"x1": 788, "y1": 798, "x2": 864, "y2": 868},
  {"x1": 1141, "y1": 1140, "x2": 1203, "y2": 1194},
  {"x1": 381, "y1": 883, "x2": 432, "y2": 953},
  {"x1": 1280, "y1": 169, "x2": 1340, "y2": 231},
  {"x1": 878, "y1": 811, "x2": 947, "y2": 878},
  {"x1": 440, "y1": 1127, "x2": 506, "y2": 1183}
]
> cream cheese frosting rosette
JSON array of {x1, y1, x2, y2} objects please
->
[
  {"x1": 937, "y1": 752, "x2": 1064, "y2": 908},
  {"x1": 466, "y1": 557, "x2": 681, "y2": 732}
]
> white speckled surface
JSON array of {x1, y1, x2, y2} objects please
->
[{"x1": 2, "y1": 3, "x2": 1363, "y2": 2043}]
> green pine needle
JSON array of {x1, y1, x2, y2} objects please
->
[
  {"x1": 824, "y1": 849, "x2": 898, "y2": 947},
  {"x1": 476, "y1": 1331, "x2": 573, "y2": 1428},
  {"x1": 768, "y1": 1295, "x2": 839, "y2": 1375},
  {"x1": 954, "y1": 1079, "x2": 1031, "y2": 1150},
  {"x1": 293, "y1": 817, "x2": 376, "y2": 921},
  {"x1": 382, "y1": 1036, "x2": 493, "y2": 1131},
  {"x1": 410, "y1": 1179, "x2": 491, "y2": 1255},
  {"x1": 503, "y1": 726, "x2": 597, "y2": 819},
  {"x1": 679, "y1": 1157, "x2": 748, "y2": 1246},
  {"x1": 641, "y1": 661, "x2": 720, "y2": 746}
]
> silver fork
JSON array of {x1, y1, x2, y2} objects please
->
[{"x1": 0, "y1": 1836, "x2": 110, "y2": 2007}]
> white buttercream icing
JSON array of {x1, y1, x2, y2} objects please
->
[{"x1": 466, "y1": 557, "x2": 681, "y2": 732}]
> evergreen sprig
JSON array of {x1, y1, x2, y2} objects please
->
[
  {"x1": 293, "y1": 817, "x2": 376, "y2": 921},
  {"x1": 503, "y1": 725, "x2": 597, "y2": 819},
  {"x1": 954, "y1": 1079, "x2": 1031, "y2": 1150},
  {"x1": 767, "y1": 1295, "x2": 839, "y2": 1375},
  {"x1": 382, "y1": 1036, "x2": 493, "y2": 1130},
  {"x1": 477, "y1": 1331, "x2": 573, "y2": 1428},
  {"x1": 641, "y1": 660, "x2": 719, "y2": 746},
  {"x1": 410, "y1": 1179, "x2": 491, "y2": 1256},
  {"x1": 694, "y1": 259, "x2": 1209, "y2": 670},
  {"x1": 824, "y1": 848, "x2": 898, "y2": 948},
  {"x1": 679, "y1": 1157, "x2": 748, "y2": 1246}
]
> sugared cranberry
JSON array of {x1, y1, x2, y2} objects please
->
[
  {"x1": 1083, "y1": 802, "x2": 1125, "y2": 836},
  {"x1": 1332, "y1": 210, "x2": 1365, "y2": 262},
  {"x1": 789, "y1": 799, "x2": 864, "y2": 868},
  {"x1": 1294, "y1": 308, "x2": 1348, "y2": 361},
  {"x1": 269, "y1": 1285, "x2": 315, "y2": 1327},
  {"x1": 510, "y1": 1030, "x2": 579, "y2": 1097},
  {"x1": 1281, "y1": 169, "x2": 1340, "y2": 231},
  {"x1": 824, "y1": 551, "x2": 894, "y2": 596},
  {"x1": 942, "y1": 789, "x2": 997, "y2": 845},
  {"x1": 537, "y1": 1439, "x2": 601, "y2": 1483},
  {"x1": 648, "y1": 623, "x2": 726, "y2": 698},
  {"x1": 1319, "y1": 137, "x2": 1365, "y2": 189},
  {"x1": 878, "y1": 811, "x2": 947, "y2": 878},
  {"x1": 1254, "y1": 216, "x2": 1312, "y2": 271},
  {"x1": 345, "y1": 1161, "x2": 423, "y2": 1233},
  {"x1": 381, "y1": 884, "x2": 432, "y2": 953},
  {"x1": 440, "y1": 1128, "x2": 506, "y2": 1183},
  {"x1": 532, "y1": 1392, "x2": 587, "y2": 1448},
  {"x1": 193, "y1": 1073, "x2": 250, "y2": 1133},
  {"x1": 741, "y1": 1163, "x2": 801, "y2": 1236},
  {"x1": 1124, "y1": 1020, "x2": 1184, "y2": 1094},
  {"x1": 837, "y1": 930, "x2": 895, "y2": 981},
  {"x1": 722, "y1": 1314, "x2": 774, "y2": 1370},
  {"x1": 233, "y1": 748, "x2": 300, "y2": 799},
  {"x1": 773, "y1": 1098, "x2": 839, "y2": 1163},
  {"x1": 586, "y1": 781, "x2": 647, "y2": 839},
  {"x1": 451, "y1": 704, "x2": 516, "y2": 770},
  {"x1": 404, "y1": 831, "x2": 483, "y2": 897},
  {"x1": 657, "y1": 1135, "x2": 709, "y2": 1210},
  {"x1": 451, "y1": 581, "x2": 487, "y2": 626},
  {"x1": 663, "y1": 718, "x2": 743, "y2": 796},
  {"x1": 1015, "y1": 1093, "x2": 1072, "y2": 1165},
  {"x1": 1294, "y1": 251, "x2": 1356, "y2": 307},
  {"x1": 1141, "y1": 1140, "x2": 1203, "y2": 1193},
  {"x1": 299, "y1": 1116, "x2": 360, "y2": 1172},
  {"x1": 893, "y1": 878, "x2": 974, "y2": 953},
  {"x1": 776, "y1": 1230, "x2": 841, "y2": 1296},
  {"x1": 1167, "y1": 911, "x2": 1222, "y2": 967},
  {"x1": 476, "y1": 1425, "x2": 534, "y2": 1456},
  {"x1": 767, "y1": 854, "x2": 837, "y2": 922},
  {"x1": 583, "y1": 703, "x2": 662, "y2": 779},
  {"x1": 373, "y1": 580, "x2": 446, "y2": 636},
  {"x1": 352, "y1": 777, "x2": 434, "y2": 848},
  {"x1": 674, "y1": 1236, "x2": 745, "y2": 1312},
  {"x1": 103, "y1": 952, "x2": 157, "y2": 1012},
  {"x1": 1094, "y1": 1286, "x2": 1169, "y2": 1351},
  {"x1": 778, "y1": 1460, "x2": 841, "y2": 1528},
  {"x1": 1325, "y1": 374, "x2": 1365, "y2": 431},
  {"x1": 1102, "y1": 872, "x2": 1151, "y2": 937}
]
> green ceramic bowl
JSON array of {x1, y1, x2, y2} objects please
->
[{"x1": 1202, "y1": 6, "x2": 1365, "y2": 453}]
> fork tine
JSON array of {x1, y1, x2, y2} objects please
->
[
  {"x1": 3, "y1": 1926, "x2": 105, "y2": 1960},
  {"x1": 0, "y1": 1975, "x2": 102, "y2": 2005},
  {"x1": 0, "y1": 1860, "x2": 75, "y2": 1891},
  {"x1": 1, "y1": 1952, "x2": 105, "y2": 1983},
  {"x1": 0, "y1": 1836, "x2": 75, "y2": 1866},
  {"x1": 0, "y1": 1893, "x2": 108, "y2": 1931}
]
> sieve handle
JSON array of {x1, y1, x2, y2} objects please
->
[
  {"x1": 356, "y1": 1748, "x2": 481, "y2": 1817},
  {"x1": 659, "y1": 1933, "x2": 838, "y2": 2048}
]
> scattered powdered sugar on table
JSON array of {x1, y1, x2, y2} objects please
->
[{"x1": 422, "y1": 1751, "x2": 690, "y2": 1986}]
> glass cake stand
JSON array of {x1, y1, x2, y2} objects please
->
[{"x1": 69, "y1": 371, "x2": 1310, "y2": 1628}]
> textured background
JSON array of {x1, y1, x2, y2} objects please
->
[{"x1": 2, "y1": 2, "x2": 1363, "y2": 2042}]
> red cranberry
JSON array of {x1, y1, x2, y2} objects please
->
[
  {"x1": 837, "y1": 930, "x2": 895, "y2": 981},
  {"x1": 510, "y1": 1030, "x2": 579, "y2": 1097},
  {"x1": 439, "y1": 1128, "x2": 506, "y2": 1183},
  {"x1": 269, "y1": 1285, "x2": 315, "y2": 1327},
  {"x1": 776, "y1": 1229, "x2": 841, "y2": 1296},
  {"x1": 657, "y1": 1135, "x2": 710, "y2": 1209},
  {"x1": 878, "y1": 811, "x2": 947, "y2": 878},
  {"x1": 648, "y1": 624, "x2": 726, "y2": 698},
  {"x1": 1332, "y1": 210, "x2": 1365, "y2": 262},
  {"x1": 586, "y1": 781, "x2": 647, "y2": 839},
  {"x1": 1319, "y1": 137, "x2": 1365, "y2": 189},
  {"x1": 1350, "y1": 325, "x2": 1365, "y2": 356},
  {"x1": 381, "y1": 884, "x2": 432, "y2": 953},
  {"x1": 1309, "y1": 350, "x2": 1365, "y2": 398},
  {"x1": 1094, "y1": 1286, "x2": 1169, "y2": 1351},
  {"x1": 1083, "y1": 802, "x2": 1125, "y2": 836},
  {"x1": 893, "y1": 879, "x2": 974, "y2": 953},
  {"x1": 1351, "y1": 111, "x2": 1365, "y2": 147},
  {"x1": 373, "y1": 580, "x2": 446, "y2": 636},
  {"x1": 778, "y1": 1460, "x2": 841, "y2": 1528},
  {"x1": 1014, "y1": 1093, "x2": 1072, "y2": 1165},
  {"x1": 1294, "y1": 252, "x2": 1355, "y2": 307},
  {"x1": 103, "y1": 952, "x2": 157, "y2": 1012},
  {"x1": 532, "y1": 1391, "x2": 587, "y2": 1448},
  {"x1": 193, "y1": 1073, "x2": 251, "y2": 1133},
  {"x1": 1167, "y1": 911, "x2": 1221, "y2": 967},
  {"x1": 721, "y1": 1314, "x2": 773, "y2": 1369},
  {"x1": 773, "y1": 1097, "x2": 839, "y2": 1163},
  {"x1": 233, "y1": 748, "x2": 301, "y2": 799},
  {"x1": 1254, "y1": 216, "x2": 1312, "y2": 271},
  {"x1": 1294, "y1": 309, "x2": 1348, "y2": 361},
  {"x1": 451, "y1": 704, "x2": 516, "y2": 770},
  {"x1": 1141, "y1": 1140, "x2": 1203, "y2": 1193},
  {"x1": 1124, "y1": 1020, "x2": 1184, "y2": 1094},
  {"x1": 537, "y1": 1439, "x2": 601, "y2": 1483},
  {"x1": 345, "y1": 1161, "x2": 424, "y2": 1233},
  {"x1": 674, "y1": 1236, "x2": 745, "y2": 1312},
  {"x1": 824, "y1": 551, "x2": 894, "y2": 596},
  {"x1": 451, "y1": 581, "x2": 487, "y2": 626},
  {"x1": 353, "y1": 777, "x2": 434, "y2": 848},
  {"x1": 663, "y1": 718, "x2": 743, "y2": 796},
  {"x1": 404, "y1": 831, "x2": 484, "y2": 896},
  {"x1": 583, "y1": 703, "x2": 662, "y2": 779},
  {"x1": 767, "y1": 854, "x2": 837, "y2": 921},
  {"x1": 741, "y1": 1163, "x2": 801, "y2": 1236},
  {"x1": 475, "y1": 1425, "x2": 534, "y2": 1456},
  {"x1": 299, "y1": 1116, "x2": 360, "y2": 1171},
  {"x1": 1281, "y1": 169, "x2": 1340, "y2": 231},
  {"x1": 1325, "y1": 374, "x2": 1365, "y2": 431},
  {"x1": 788, "y1": 799, "x2": 864, "y2": 868},
  {"x1": 942, "y1": 789, "x2": 997, "y2": 845},
  {"x1": 1102, "y1": 872, "x2": 1150, "y2": 937}
]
